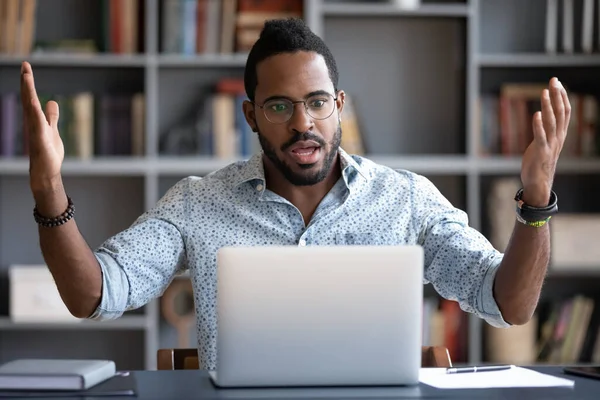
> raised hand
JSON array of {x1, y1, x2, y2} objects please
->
[
  {"x1": 520, "y1": 77, "x2": 571, "y2": 207},
  {"x1": 20, "y1": 61, "x2": 64, "y2": 193}
]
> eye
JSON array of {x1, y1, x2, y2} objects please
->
[
  {"x1": 268, "y1": 103, "x2": 289, "y2": 113},
  {"x1": 310, "y1": 98, "x2": 327, "y2": 108}
]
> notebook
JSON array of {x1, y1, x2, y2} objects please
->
[
  {"x1": 0, "y1": 359, "x2": 116, "y2": 391},
  {"x1": 419, "y1": 365, "x2": 575, "y2": 389},
  {"x1": 0, "y1": 371, "x2": 136, "y2": 398}
]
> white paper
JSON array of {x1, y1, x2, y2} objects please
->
[{"x1": 419, "y1": 365, "x2": 575, "y2": 389}]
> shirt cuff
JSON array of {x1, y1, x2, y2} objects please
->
[
  {"x1": 479, "y1": 254, "x2": 511, "y2": 328},
  {"x1": 86, "y1": 251, "x2": 130, "y2": 321}
]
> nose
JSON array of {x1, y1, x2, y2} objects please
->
[{"x1": 287, "y1": 102, "x2": 313, "y2": 133}]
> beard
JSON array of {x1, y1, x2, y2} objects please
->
[{"x1": 257, "y1": 124, "x2": 342, "y2": 186}]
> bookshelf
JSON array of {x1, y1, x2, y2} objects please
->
[{"x1": 0, "y1": 0, "x2": 599, "y2": 370}]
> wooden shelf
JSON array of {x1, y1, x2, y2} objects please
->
[
  {"x1": 0, "y1": 53, "x2": 147, "y2": 67},
  {"x1": 322, "y1": 3, "x2": 471, "y2": 17},
  {"x1": 369, "y1": 154, "x2": 469, "y2": 174},
  {"x1": 157, "y1": 53, "x2": 248, "y2": 68},
  {"x1": 0, "y1": 315, "x2": 148, "y2": 330},
  {"x1": 4, "y1": 155, "x2": 598, "y2": 177},
  {"x1": 156, "y1": 154, "x2": 471, "y2": 175},
  {"x1": 478, "y1": 53, "x2": 600, "y2": 67},
  {"x1": 0, "y1": 157, "x2": 149, "y2": 176},
  {"x1": 475, "y1": 156, "x2": 600, "y2": 174},
  {"x1": 0, "y1": 155, "x2": 474, "y2": 176}
]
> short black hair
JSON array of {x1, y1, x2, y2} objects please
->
[{"x1": 244, "y1": 18, "x2": 339, "y2": 101}]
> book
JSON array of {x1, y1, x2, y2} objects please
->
[
  {"x1": 0, "y1": 359, "x2": 116, "y2": 391},
  {"x1": 0, "y1": 371, "x2": 136, "y2": 398},
  {"x1": 544, "y1": 0, "x2": 557, "y2": 53}
]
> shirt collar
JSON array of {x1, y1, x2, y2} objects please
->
[
  {"x1": 232, "y1": 147, "x2": 369, "y2": 189},
  {"x1": 338, "y1": 147, "x2": 369, "y2": 183}
]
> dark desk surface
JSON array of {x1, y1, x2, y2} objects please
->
[{"x1": 17, "y1": 366, "x2": 600, "y2": 399}]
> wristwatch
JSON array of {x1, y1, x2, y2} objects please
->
[{"x1": 514, "y1": 188, "x2": 558, "y2": 227}]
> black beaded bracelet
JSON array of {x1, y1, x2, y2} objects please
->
[{"x1": 33, "y1": 196, "x2": 75, "y2": 228}]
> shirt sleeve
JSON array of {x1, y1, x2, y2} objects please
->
[
  {"x1": 409, "y1": 172, "x2": 511, "y2": 329},
  {"x1": 88, "y1": 178, "x2": 191, "y2": 321}
]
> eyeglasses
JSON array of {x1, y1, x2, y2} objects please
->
[{"x1": 253, "y1": 92, "x2": 338, "y2": 124}]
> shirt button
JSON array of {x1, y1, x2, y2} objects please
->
[
  {"x1": 299, "y1": 239, "x2": 306, "y2": 246},
  {"x1": 256, "y1": 184, "x2": 263, "y2": 191}
]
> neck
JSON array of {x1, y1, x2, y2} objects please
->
[{"x1": 263, "y1": 152, "x2": 342, "y2": 225}]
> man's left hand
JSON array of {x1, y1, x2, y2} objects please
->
[{"x1": 520, "y1": 77, "x2": 571, "y2": 207}]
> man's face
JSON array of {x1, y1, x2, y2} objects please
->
[{"x1": 244, "y1": 51, "x2": 344, "y2": 186}]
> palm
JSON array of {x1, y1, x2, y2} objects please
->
[
  {"x1": 20, "y1": 62, "x2": 64, "y2": 186},
  {"x1": 34, "y1": 110, "x2": 64, "y2": 173},
  {"x1": 519, "y1": 77, "x2": 570, "y2": 207}
]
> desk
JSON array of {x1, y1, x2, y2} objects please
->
[{"x1": 17, "y1": 366, "x2": 600, "y2": 399}]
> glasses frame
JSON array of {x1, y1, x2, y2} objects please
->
[{"x1": 252, "y1": 91, "x2": 340, "y2": 124}]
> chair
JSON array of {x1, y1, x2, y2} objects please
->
[{"x1": 156, "y1": 346, "x2": 452, "y2": 370}]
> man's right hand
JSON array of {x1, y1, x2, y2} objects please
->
[
  {"x1": 20, "y1": 61, "x2": 65, "y2": 198},
  {"x1": 19, "y1": 62, "x2": 105, "y2": 319}
]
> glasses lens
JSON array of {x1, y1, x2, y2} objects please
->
[
  {"x1": 263, "y1": 99, "x2": 293, "y2": 123},
  {"x1": 306, "y1": 93, "x2": 336, "y2": 120},
  {"x1": 262, "y1": 93, "x2": 336, "y2": 123}
]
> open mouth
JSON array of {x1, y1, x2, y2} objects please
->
[{"x1": 288, "y1": 146, "x2": 321, "y2": 164}]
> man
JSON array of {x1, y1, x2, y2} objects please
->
[{"x1": 21, "y1": 18, "x2": 569, "y2": 370}]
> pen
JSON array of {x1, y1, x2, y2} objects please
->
[{"x1": 446, "y1": 365, "x2": 512, "y2": 374}]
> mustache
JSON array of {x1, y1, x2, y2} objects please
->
[{"x1": 281, "y1": 131, "x2": 327, "y2": 152}]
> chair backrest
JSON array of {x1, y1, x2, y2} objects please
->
[{"x1": 157, "y1": 346, "x2": 452, "y2": 370}]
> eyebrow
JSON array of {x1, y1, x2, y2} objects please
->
[{"x1": 261, "y1": 90, "x2": 333, "y2": 103}]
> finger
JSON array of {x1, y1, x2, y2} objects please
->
[
  {"x1": 549, "y1": 77, "x2": 565, "y2": 135},
  {"x1": 20, "y1": 62, "x2": 45, "y2": 128},
  {"x1": 45, "y1": 100, "x2": 59, "y2": 130},
  {"x1": 540, "y1": 88, "x2": 556, "y2": 139},
  {"x1": 532, "y1": 111, "x2": 547, "y2": 145},
  {"x1": 558, "y1": 87, "x2": 571, "y2": 143}
]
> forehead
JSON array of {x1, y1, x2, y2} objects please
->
[{"x1": 254, "y1": 51, "x2": 333, "y2": 99}]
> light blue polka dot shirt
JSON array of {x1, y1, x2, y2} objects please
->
[{"x1": 90, "y1": 147, "x2": 510, "y2": 370}]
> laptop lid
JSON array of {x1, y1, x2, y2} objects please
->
[{"x1": 212, "y1": 245, "x2": 424, "y2": 388}]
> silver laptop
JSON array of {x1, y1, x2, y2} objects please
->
[{"x1": 208, "y1": 245, "x2": 424, "y2": 388}]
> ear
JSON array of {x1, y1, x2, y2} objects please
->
[
  {"x1": 243, "y1": 100, "x2": 258, "y2": 132},
  {"x1": 335, "y1": 90, "x2": 346, "y2": 120}
]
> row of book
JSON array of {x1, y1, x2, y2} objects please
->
[
  {"x1": 0, "y1": 0, "x2": 36, "y2": 55},
  {"x1": 0, "y1": 92, "x2": 145, "y2": 158},
  {"x1": 6, "y1": 88, "x2": 599, "y2": 160},
  {"x1": 0, "y1": 0, "x2": 142, "y2": 55},
  {"x1": 422, "y1": 297, "x2": 469, "y2": 365},
  {"x1": 537, "y1": 295, "x2": 600, "y2": 364},
  {"x1": 103, "y1": 0, "x2": 144, "y2": 54},
  {"x1": 159, "y1": 78, "x2": 259, "y2": 158},
  {"x1": 545, "y1": 0, "x2": 600, "y2": 54},
  {"x1": 158, "y1": 77, "x2": 366, "y2": 158},
  {"x1": 161, "y1": 0, "x2": 303, "y2": 55},
  {"x1": 2, "y1": 78, "x2": 361, "y2": 161},
  {"x1": 483, "y1": 295, "x2": 600, "y2": 366},
  {"x1": 477, "y1": 84, "x2": 599, "y2": 157},
  {"x1": 424, "y1": 258, "x2": 600, "y2": 364},
  {"x1": 2, "y1": 0, "x2": 303, "y2": 56}
]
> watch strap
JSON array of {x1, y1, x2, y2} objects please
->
[{"x1": 514, "y1": 188, "x2": 558, "y2": 223}]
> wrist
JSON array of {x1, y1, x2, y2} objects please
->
[
  {"x1": 30, "y1": 174, "x2": 64, "y2": 195},
  {"x1": 520, "y1": 186, "x2": 551, "y2": 207},
  {"x1": 31, "y1": 179, "x2": 68, "y2": 218}
]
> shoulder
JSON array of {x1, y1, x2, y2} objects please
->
[
  {"x1": 161, "y1": 159, "x2": 252, "y2": 200},
  {"x1": 142, "y1": 160, "x2": 251, "y2": 225},
  {"x1": 350, "y1": 154, "x2": 439, "y2": 193},
  {"x1": 350, "y1": 154, "x2": 456, "y2": 217}
]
